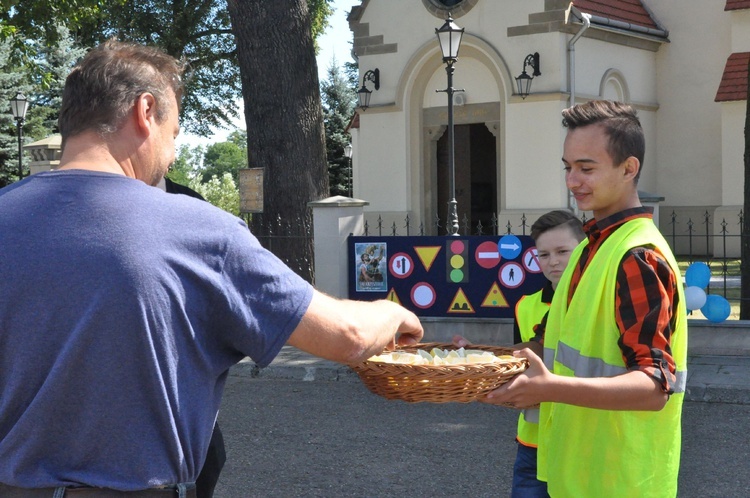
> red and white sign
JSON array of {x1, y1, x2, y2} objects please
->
[
  {"x1": 474, "y1": 241, "x2": 501, "y2": 269},
  {"x1": 411, "y1": 282, "x2": 436, "y2": 309},
  {"x1": 499, "y1": 262, "x2": 525, "y2": 289},
  {"x1": 522, "y1": 247, "x2": 541, "y2": 273},
  {"x1": 389, "y1": 252, "x2": 414, "y2": 278}
]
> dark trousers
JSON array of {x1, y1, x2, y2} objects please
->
[
  {"x1": 195, "y1": 423, "x2": 226, "y2": 498},
  {"x1": 511, "y1": 442, "x2": 549, "y2": 498}
]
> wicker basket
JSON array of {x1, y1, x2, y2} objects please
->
[{"x1": 350, "y1": 342, "x2": 528, "y2": 403}]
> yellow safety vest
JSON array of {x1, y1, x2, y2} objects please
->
[
  {"x1": 514, "y1": 290, "x2": 550, "y2": 447},
  {"x1": 538, "y1": 217, "x2": 687, "y2": 498}
]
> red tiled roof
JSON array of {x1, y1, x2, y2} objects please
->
[
  {"x1": 572, "y1": 0, "x2": 659, "y2": 30},
  {"x1": 715, "y1": 52, "x2": 750, "y2": 102},
  {"x1": 345, "y1": 112, "x2": 360, "y2": 132},
  {"x1": 726, "y1": 0, "x2": 750, "y2": 11}
]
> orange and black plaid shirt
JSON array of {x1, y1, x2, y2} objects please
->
[{"x1": 534, "y1": 207, "x2": 679, "y2": 394}]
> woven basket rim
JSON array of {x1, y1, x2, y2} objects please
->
[
  {"x1": 354, "y1": 341, "x2": 521, "y2": 368},
  {"x1": 351, "y1": 342, "x2": 528, "y2": 403}
]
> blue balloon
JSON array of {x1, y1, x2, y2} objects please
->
[
  {"x1": 700, "y1": 294, "x2": 731, "y2": 323},
  {"x1": 685, "y1": 262, "x2": 712, "y2": 289}
]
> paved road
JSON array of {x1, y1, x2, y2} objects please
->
[{"x1": 214, "y1": 376, "x2": 750, "y2": 498}]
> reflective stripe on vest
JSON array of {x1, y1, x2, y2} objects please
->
[{"x1": 544, "y1": 342, "x2": 687, "y2": 393}]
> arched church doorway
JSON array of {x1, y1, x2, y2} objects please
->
[{"x1": 436, "y1": 123, "x2": 497, "y2": 232}]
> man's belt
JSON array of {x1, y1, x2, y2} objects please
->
[{"x1": 0, "y1": 482, "x2": 197, "y2": 498}]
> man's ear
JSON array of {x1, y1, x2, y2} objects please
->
[
  {"x1": 133, "y1": 92, "x2": 158, "y2": 136},
  {"x1": 622, "y1": 156, "x2": 640, "y2": 181}
]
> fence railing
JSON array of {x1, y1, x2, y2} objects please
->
[
  {"x1": 245, "y1": 207, "x2": 748, "y2": 318},
  {"x1": 361, "y1": 209, "x2": 748, "y2": 317},
  {"x1": 242, "y1": 211, "x2": 315, "y2": 281}
]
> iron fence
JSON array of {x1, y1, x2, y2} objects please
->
[
  {"x1": 361, "y1": 209, "x2": 748, "y2": 316},
  {"x1": 242, "y1": 208, "x2": 748, "y2": 317},
  {"x1": 242, "y1": 211, "x2": 315, "y2": 282}
]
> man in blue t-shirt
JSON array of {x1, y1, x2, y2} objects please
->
[{"x1": 0, "y1": 40, "x2": 423, "y2": 497}]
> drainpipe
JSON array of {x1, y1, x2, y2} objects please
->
[
  {"x1": 567, "y1": 12, "x2": 591, "y2": 108},
  {"x1": 566, "y1": 11, "x2": 590, "y2": 212}
]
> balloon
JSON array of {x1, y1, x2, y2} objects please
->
[
  {"x1": 700, "y1": 294, "x2": 731, "y2": 323},
  {"x1": 684, "y1": 286, "x2": 707, "y2": 311},
  {"x1": 685, "y1": 262, "x2": 712, "y2": 289}
]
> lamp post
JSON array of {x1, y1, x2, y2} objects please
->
[
  {"x1": 344, "y1": 143, "x2": 353, "y2": 198},
  {"x1": 10, "y1": 92, "x2": 29, "y2": 180},
  {"x1": 435, "y1": 16, "x2": 464, "y2": 236}
]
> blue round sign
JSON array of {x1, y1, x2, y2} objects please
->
[{"x1": 498, "y1": 234, "x2": 522, "y2": 260}]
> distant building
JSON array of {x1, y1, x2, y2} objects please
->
[{"x1": 348, "y1": 0, "x2": 747, "y2": 254}]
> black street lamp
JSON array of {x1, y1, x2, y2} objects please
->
[
  {"x1": 435, "y1": 16, "x2": 464, "y2": 236},
  {"x1": 344, "y1": 143, "x2": 353, "y2": 198},
  {"x1": 10, "y1": 92, "x2": 29, "y2": 180}
]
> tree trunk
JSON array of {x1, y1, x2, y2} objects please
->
[
  {"x1": 227, "y1": 0, "x2": 328, "y2": 283},
  {"x1": 742, "y1": 55, "x2": 750, "y2": 319}
]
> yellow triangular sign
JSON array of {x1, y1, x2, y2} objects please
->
[
  {"x1": 481, "y1": 282, "x2": 509, "y2": 308},
  {"x1": 386, "y1": 288, "x2": 401, "y2": 305},
  {"x1": 448, "y1": 287, "x2": 475, "y2": 314},
  {"x1": 414, "y1": 246, "x2": 441, "y2": 272}
]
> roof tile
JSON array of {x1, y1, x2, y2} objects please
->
[
  {"x1": 572, "y1": 0, "x2": 659, "y2": 29},
  {"x1": 725, "y1": 0, "x2": 750, "y2": 11},
  {"x1": 715, "y1": 52, "x2": 750, "y2": 102}
]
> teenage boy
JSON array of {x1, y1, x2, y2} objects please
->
[
  {"x1": 511, "y1": 210, "x2": 584, "y2": 498},
  {"x1": 484, "y1": 100, "x2": 687, "y2": 497}
]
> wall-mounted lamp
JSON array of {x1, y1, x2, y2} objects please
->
[
  {"x1": 357, "y1": 68, "x2": 380, "y2": 111},
  {"x1": 515, "y1": 52, "x2": 541, "y2": 99}
]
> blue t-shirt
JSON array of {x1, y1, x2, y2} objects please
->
[{"x1": 0, "y1": 170, "x2": 314, "y2": 490}]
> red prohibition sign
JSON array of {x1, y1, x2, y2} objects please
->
[
  {"x1": 389, "y1": 252, "x2": 414, "y2": 278},
  {"x1": 523, "y1": 247, "x2": 541, "y2": 273}
]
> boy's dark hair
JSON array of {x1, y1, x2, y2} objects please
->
[
  {"x1": 561, "y1": 100, "x2": 645, "y2": 182},
  {"x1": 530, "y1": 210, "x2": 585, "y2": 242}
]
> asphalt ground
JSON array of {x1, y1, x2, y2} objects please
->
[
  {"x1": 211, "y1": 350, "x2": 750, "y2": 497},
  {"x1": 214, "y1": 377, "x2": 750, "y2": 497}
]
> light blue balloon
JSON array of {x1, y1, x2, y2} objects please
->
[
  {"x1": 700, "y1": 294, "x2": 731, "y2": 323},
  {"x1": 685, "y1": 262, "x2": 712, "y2": 289},
  {"x1": 684, "y1": 286, "x2": 707, "y2": 311}
]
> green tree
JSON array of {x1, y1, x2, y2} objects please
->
[
  {"x1": 2, "y1": 0, "x2": 333, "y2": 137},
  {"x1": 190, "y1": 172, "x2": 240, "y2": 216},
  {"x1": 321, "y1": 58, "x2": 356, "y2": 197},
  {"x1": 0, "y1": 24, "x2": 81, "y2": 186},
  {"x1": 0, "y1": 33, "x2": 26, "y2": 186},
  {"x1": 201, "y1": 139, "x2": 248, "y2": 184},
  {"x1": 29, "y1": 23, "x2": 87, "y2": 133},
  {"x1": 168, "y1": 143, "x2": 204, "y2": 186},
  {"x1": 227, "y1": 129, "x2": 247, "y2": 149}
]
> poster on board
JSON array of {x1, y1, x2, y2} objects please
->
[{"x1": 354, "y1": 242, "x2": 387, "y2": 292}]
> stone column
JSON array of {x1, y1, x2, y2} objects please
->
[
  {"x1": 308, "y1": 196, "x2": 369, "y2": 298},
  {"x1": 24, "y1": 134, "x2": 61, "y2": 175}
]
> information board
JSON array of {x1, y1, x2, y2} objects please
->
[{"x1": 348, "y1": 235, "x2": 547, "y2": 319}]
